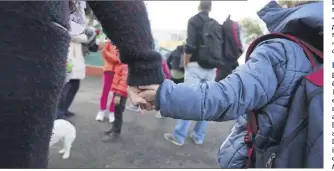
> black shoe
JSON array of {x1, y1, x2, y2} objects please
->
[
  {"x1": 102, "y1": 133, "x2": 120, "y2": 142},
  {"x1": 65, "y1": 111, "x2": 75, "y2": 117},
  {"x1": 104, "y1": 129, "x2": 113, "y2": 135}
]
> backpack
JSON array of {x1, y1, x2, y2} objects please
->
[
  {"x1": 168, "y1": 46, "x2": 185, "y2": 71},
  {"x1": 222, "y1": 15, "x2": 243, "y2": 61},
  {"x1": 197, "y1": 15, "x2": 243, "y2": 69},
  {"x1": 197, "y1": 16, "x2": 224, "y2": 69},
  {"x1": 244, "y1": 33, "x2": 323, "y2": 168}
]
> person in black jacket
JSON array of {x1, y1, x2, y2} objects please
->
[
  {"x1": 167, "y1": 45, "x2": 185, "y2": 84},
  {"x1": 0, "y1": 1, "x2": 164, "y2": 168},
  {"x1": 163, "y1": 1, "x2": 216, "y2": 146}
]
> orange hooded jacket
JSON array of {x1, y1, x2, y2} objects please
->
[{"x1": 102, "y1": 42, "x2": 128, "y2": 97}]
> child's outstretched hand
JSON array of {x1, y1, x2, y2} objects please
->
[{"x1": 114, "y1": 95, "x2": 121, "y2": 105}]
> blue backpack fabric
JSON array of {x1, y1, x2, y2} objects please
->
[{"x1": 244, "y1": 33, "x2": 323, "y2": 168}]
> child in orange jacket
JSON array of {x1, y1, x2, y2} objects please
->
[
  {"x1": 95, "y1": 40, "x2": 120, "y2": 123},
  {"x1": 102, "y1": 45, "x2": 129, "y2": 142}
]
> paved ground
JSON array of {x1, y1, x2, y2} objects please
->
[{"x1": 48, "y1": 77, "x2": 234, "y2": 169}]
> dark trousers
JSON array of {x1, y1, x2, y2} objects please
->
[
  {"x1": 108, "y1": 96, "x2": 127, "y2": 134},
  {"x1": 215, "y1": 62, "x2": 239, "y2": 82},
  {"x1": 57, "y1": 79, "x2": 80, "y2": 118}
]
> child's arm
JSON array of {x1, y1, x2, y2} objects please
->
[
  {"x1": 102, "y1": 50, "x2": 120, "y2": 64},
  {"x1": 156, "y1": 42, "x2": 287, "y2": 121},
  {"x1": 88, "y1": 1, "x2": 165, "y2": 86}
]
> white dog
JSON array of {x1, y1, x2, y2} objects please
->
[{"x1": 50, "y1": 119, "x2": 76, "y2": 159}]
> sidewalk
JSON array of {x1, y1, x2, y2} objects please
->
[{"x1": 48, "y1": 76, "x2": 234, "y2": 168}]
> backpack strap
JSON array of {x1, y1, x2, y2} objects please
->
[
  {"x1": 245, "y1": 33, "x2": 323, "y2": 68},
  {"x1": 244, "y1": 111, "x2": 258, "y2": 168},
  {"x1": 244, "y1": 33, "x2": 323, "y2": 168}
]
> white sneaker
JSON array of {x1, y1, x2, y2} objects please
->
[
  {"x1": 109, "y1": 112, "x2": 115, "y2": 123},
  {"x1": 95, "y1": 110, "x2": 105, "y2": 121}
]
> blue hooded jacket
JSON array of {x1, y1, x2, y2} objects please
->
[{"x1": 157, "y1": 1, "x2": 323, "y2": 168}]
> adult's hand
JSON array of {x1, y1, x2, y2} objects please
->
[
  {"x1": 138, "y1": 84, "x2": 160, "y2": 111},
  {"x1": 127, "y1": 86, "x2": 147, "y2": 105}
]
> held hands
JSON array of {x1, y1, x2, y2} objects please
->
[{"x1": 127, "y1": 85, "x2": 160, "y2": 111}]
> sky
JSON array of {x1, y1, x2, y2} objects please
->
[{"x1": 145, "y1": 0, "x2": 270, "y2": 31}]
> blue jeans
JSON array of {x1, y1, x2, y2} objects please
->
[{"x1": 173, "y1": 62, "x2": 216, "y2": 144}]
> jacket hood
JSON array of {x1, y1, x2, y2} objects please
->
[{"x1": 257, "y1": 1, "x2": 323, "y2": 36}]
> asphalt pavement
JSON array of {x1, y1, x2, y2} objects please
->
[{"x1": 48, "y1": 77, "x2": 234, "y2": 169}]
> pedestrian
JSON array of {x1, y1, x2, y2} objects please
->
[
  {"x1": 167, "y1": 45, "x2": 185, "y2": 84},
  {"x1": 95, "y1": 40, "x2": 119, "y2": 123},
  {"x1": 136, "y1": 0, "x2": 323, "y2": 168},
  {"x1": 56, "y1": 0, "x2": 88, "y2": 119},
  {"x1": 102, "y1": 54, "x2": 128, "y2": 141},
  {"x1": 163, "y1": 1, "x2": 217, "y2": 146},
  {"x1": 154, "y1": 45, "x2": 185, "y2": 119}
]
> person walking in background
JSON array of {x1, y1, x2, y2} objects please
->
[
  {"x1": 167, "y1": 45, "x2": 185, "y2": 84},
  {"x1": 95, "y1": 40, "x2": 119, "y2": 123},
  {"x1": 57, "y1": 0, "x2": 88, "y2": 119},
  {"x1": 102, "y1": 51, "x2": 129, "y2": 141},
  {"x1": 163, "y1": 1, "x2": 216, "y2": 146},
  {"x1": 154, "y1": 44, "x2": 185, "y2": 119}
]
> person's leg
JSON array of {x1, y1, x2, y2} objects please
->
[
  {"x1": 108, "y1": 94, "x2": 115, "y2": 123},
  {"x1": 165, "y1": 120, "x2": 192, "y2": 145},
  {"x1": 56, "y1": 82, "x2": 71, "y2": 119},
  {"x1": 103, "y1": 96, "x2": 126, "y2": 142},
  {"x1": 96, "y1": 71, "x2": 113, "y2": 121},
  {"x1": 191, "y1": 67, "x2": 216, "y2": 144},
  {"x1": 191, "y1": 121, "x2": 209, "y2": 144},
  {"x1": 100, "y1": 71, "x2": 113, "y2": 110},
  {"x1": 164, "y1": 63, "x2": 200, "y2": 146},
  {"x1": 63, "y1": 79, "x2": 80, "y2": 116},
  {"x1": 112, "y1": 96, "x2": 126, "y2": 134}
]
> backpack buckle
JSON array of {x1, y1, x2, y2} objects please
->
[{"x1": 244, "y1": 133, "x2": 254, "y2": 146}]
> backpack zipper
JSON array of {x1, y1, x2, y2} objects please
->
[
  {"x1": 266, "y1": 117, "x2": 308, "y2": 168},
  {"x1": 265, "y1": 153, "x2": 276, "y2": 168}
]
